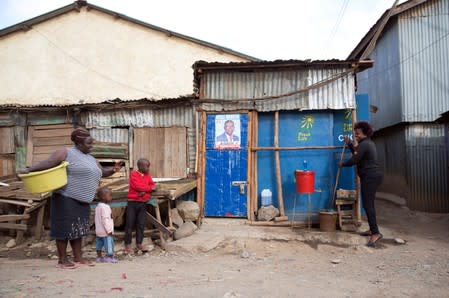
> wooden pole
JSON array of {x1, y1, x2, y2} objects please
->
[
  {"x1": 197, "y1": 112, "x2": 207, "y2": 222},
  {"x1": 246, "y1": 112, "x2": 253, "y2": 220},
  {"x1": 274, "y1": 111, "x2": 286, "y2": 218},
  {"x1": 252, "y1": 111, "x2": 259, "y2": 221},
  {"x1": 352, "y1": 109, "x2": 361, "y2": 223},
  {"x1": 252, "y1": 145, "x2": 343, "y2": 151}
]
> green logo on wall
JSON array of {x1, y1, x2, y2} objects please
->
[{"x1": 297, "y1": 115, "x2": 314, "y2": 142}]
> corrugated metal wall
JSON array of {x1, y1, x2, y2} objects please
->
[
  {"x1": 90, "y1": 127, "x2": 129, "y2": 143},
  {"x1": 375, "y1": 123, "x2": 448, "y2": 212},
  {"x1": 200, "y1": 68, "x2": 355, "y2": 112},
  {"x1": 356, "y1": 22, "x2": 402, "y2": 130},
  {"x1": 375, "y1": 126, "x2": 409, "y2": 198},
  {"x1": 405, "y1": 123, "x2": 448, "y2": 212},
  {"x1": 399, "y1": 0, "x2": 449, "y2": 122},
  {"x1": 81, "y1": 106, "x2": 195, "y2": 170}
]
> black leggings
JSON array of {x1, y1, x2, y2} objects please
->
[
  {"x1": 361, "y1": 175, "x2": 383, "y2": 235},
  {"x1": 124, "y1": 201, "x2": 147, "y2": 245}
]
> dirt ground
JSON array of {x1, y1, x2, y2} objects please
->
[{"x1": 1, "y1": 199, "x2": 448, "y2": 298}]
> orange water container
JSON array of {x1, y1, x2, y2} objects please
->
[{"x1": 295, "y1": 170, "x2": 315, "y2": 194}]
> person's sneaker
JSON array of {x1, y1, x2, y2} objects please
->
[
  {"x1": 96, "y1": 257, "x2": 105, "y2": 263},
  {"x1": 103, "y1": 257, "x2": 117, "y2": 263}
]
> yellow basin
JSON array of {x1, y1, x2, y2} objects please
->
[{"x1": 18, "y1": 161, "x2": 69, "y2": 194}]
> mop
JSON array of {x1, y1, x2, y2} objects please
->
[{"x1": 330, "y1": 143, "x2": 346, "y2": 209}]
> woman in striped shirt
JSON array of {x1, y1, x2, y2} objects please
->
[{"x1": 18, "y1": 128, "x2": 123, "y2": 269}]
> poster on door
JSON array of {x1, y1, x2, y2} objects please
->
[{"x1": 214, "y1": 114, "x2": 241, "y2": 149}]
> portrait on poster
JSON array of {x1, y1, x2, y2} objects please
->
[{"x1": 214, "y1": 114, "x2": 241, "y2": 149}]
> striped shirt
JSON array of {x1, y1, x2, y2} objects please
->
[{"x1": 57, "y1": 147, "x2": 102, "y2": 203}]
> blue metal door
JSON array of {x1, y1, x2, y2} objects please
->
[{"x1": 204, "y1": 114, "x2": 248, "y2": 217}]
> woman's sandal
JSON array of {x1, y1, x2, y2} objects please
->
[
  {"x1": 74, "y1": 259, "x2": 95, "y2": 267},
  {"x1": 366, "y1": 233, "x2": 383, "y2": 247},
  {"x1": 358, "y1": 230, "x2": 372, "y2": 236},
  {"x1": 56, "y1": 262, "x2": 77, "y2": 269}
]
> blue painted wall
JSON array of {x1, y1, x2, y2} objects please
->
[{"x1": 257, "y1": 110, "x2": 356, "y2": 221}]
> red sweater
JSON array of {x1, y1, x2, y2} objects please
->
[{"x1": 128, "y1": 170, "x2": 155, "y2": 202}]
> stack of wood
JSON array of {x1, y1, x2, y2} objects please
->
[{"x1": 0, "y1": 175, "x2": 50, "y2": 244}]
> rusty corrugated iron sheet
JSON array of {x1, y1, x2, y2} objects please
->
[
  {"x1": 375, "y1": 123, "x2": 449, "y2": 213},
  {"x1": 399, "y1": 0, "x2": 449, "y2": 123},
  {"x1": 196, "y1": 66, "x2": 356, "y2": 112},
  {"x1": 405, "y1": 123, "x2": 449, "y2": 212},
  {"x1": 81, "y1": 106, "x2": 195, "y2": 170}
]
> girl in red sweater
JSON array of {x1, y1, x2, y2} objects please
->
[{"x1": 124, "y1": 158, "x2": 156, "y2": 254}]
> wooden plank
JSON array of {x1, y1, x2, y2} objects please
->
[
  {"x1": 274, "y1": 111, "x2": 285, "y2": 217},
  {"x1": 246, "y1": 220, "x2": 311, "y2": 227},
  {"x1": 0, "y1": 199, "x2": 32, "y2": 207},
  {"x1": 274, "y1": 216, "x2": 289, "y2": 222},
  {"x1": 0, "y1": 214, "x2": 30, "y2": 222},
  {"x1": 33, "y1": 145, "x2": 59, "y2": 154},
  {"x1": 34, "y1": 201, "x2": 46, "y2": 240},
  {"x1": 133, "y1": 128, "x2": 162, "y2": 177},
  {"x1": 252, "y1": 111, "x2": 259, "y2": 221},
  {"x1": 24, "y1": 201, "x2": 47, "y2": 214},
  {"x1": 33, "y1": 136, "x2": 72, "y2": 146},
  {"x1": 0, "y1": 127, "x2": 15, "y2": 153},
  {"x1": 32, "y1": 124, "x2": 74, "y2": 130},
  {"x1": 26, "y1": 126, "x2": 35, "y2": 167},
  {"x1": 32, "y1": 128, "x2": 74, "y2": 138},
  {"x1": 146, "y1": 210, "x2": 172, "y2": 235},
  {"x1": 197, "y1": 112, "x2": 207, "y2": 219},
  {"x1": 252, "y1": 146, "x2": 342, "y2": 151},
  {"x1": 246, "y1": 111, "x2": 252, "y2": 220},
  {"x1": 0, "y1": 222, "x2": 27, "y2": 231},
  {"x1": 15, "y1": 214, "x2": 28, "y2": 243},
  {"x1": 164, "y1": 127, "x2": 187, "y2": 177}
]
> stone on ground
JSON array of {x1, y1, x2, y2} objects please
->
[
  {"x1": 170, "y1": 208, "x2": 184, "y2": 228},
  {"x1": 174, "y1": 221, "x2": 197, "y2": 240},
  {"x1": 177, "y1": 201, "x2": 200, "y2": 221},
  {"x1": 257, "y1": 205, "x2": 279, "y2": 221}
]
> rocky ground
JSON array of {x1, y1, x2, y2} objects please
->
[{"x1": 0, "y1": 199, "x2": 448, "y2": 298}]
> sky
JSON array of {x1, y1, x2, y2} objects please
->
[{"x1": 0, "y1": 0, "x2": 402, "y2": 60}]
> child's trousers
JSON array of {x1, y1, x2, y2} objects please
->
[
  {"x1": 124, "y1": 201, "x2": 146, "y2": 245},
  {"x1": 96, "y1": 235, "x2": 114, "y2": 256}
]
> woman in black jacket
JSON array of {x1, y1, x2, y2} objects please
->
[{"x1": 338, "y1": 121, "x2": 383, "y2": 247}]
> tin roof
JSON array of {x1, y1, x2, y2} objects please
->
[
  {"x1": 192, "y1": 59, "x2": 373, "y2": 112},
  {"x1": 193, "y1": 59, "x2": 373, "y2": 83},
  {"x1": 0, "y1": 97, "x2": 193, "y2": 111}
]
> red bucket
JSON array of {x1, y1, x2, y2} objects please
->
[{"x1": 295, "y1": 170, "x2": 315, "y2": 193}]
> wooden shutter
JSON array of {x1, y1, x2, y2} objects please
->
[
  {"x1": 0, "y1": 127, "x2": 15, "y2": 176},
  {"x1": 133, "y1": 127, "x2": 187, "y2": 178},
  {"x1": 26, "y1": 124, "x2": 74, "y2": 166}
]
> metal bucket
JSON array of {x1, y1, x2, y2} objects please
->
[{"x1": 319, "y1": 210, "x2": 337, "y2": 232}]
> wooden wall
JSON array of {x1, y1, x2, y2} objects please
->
[
  {"x1": 133, "y1": 127, "x2": 187, "y2": 178},
  {"x1": 26, "y1": 124, "x2": 74, "y2": 166},
  {"x1": 0, "y1": 127, "x2": 15, "y2": 176}
]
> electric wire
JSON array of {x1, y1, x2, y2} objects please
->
[
  {"x1": 323, "y1": 0, "x2": 350, "y2": 57},
  {"x1": 33, "y1": 28, "x2": 165, "y2": 99}
]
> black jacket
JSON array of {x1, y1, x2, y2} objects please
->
[{"x1": 342, "y1": 138, "x2": 383, "y2": 178}]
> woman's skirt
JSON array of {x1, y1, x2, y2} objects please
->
[{"x1": 50, "y1": 193, "x2": 90, "y2": 240}]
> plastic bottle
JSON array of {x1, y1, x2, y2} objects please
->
[
  {"x1": 261, "y1": 189, "x2": 272, "y2": 206},
  {"x1": 303, "y1": 160, "x2": 308, "y2": 171}
]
